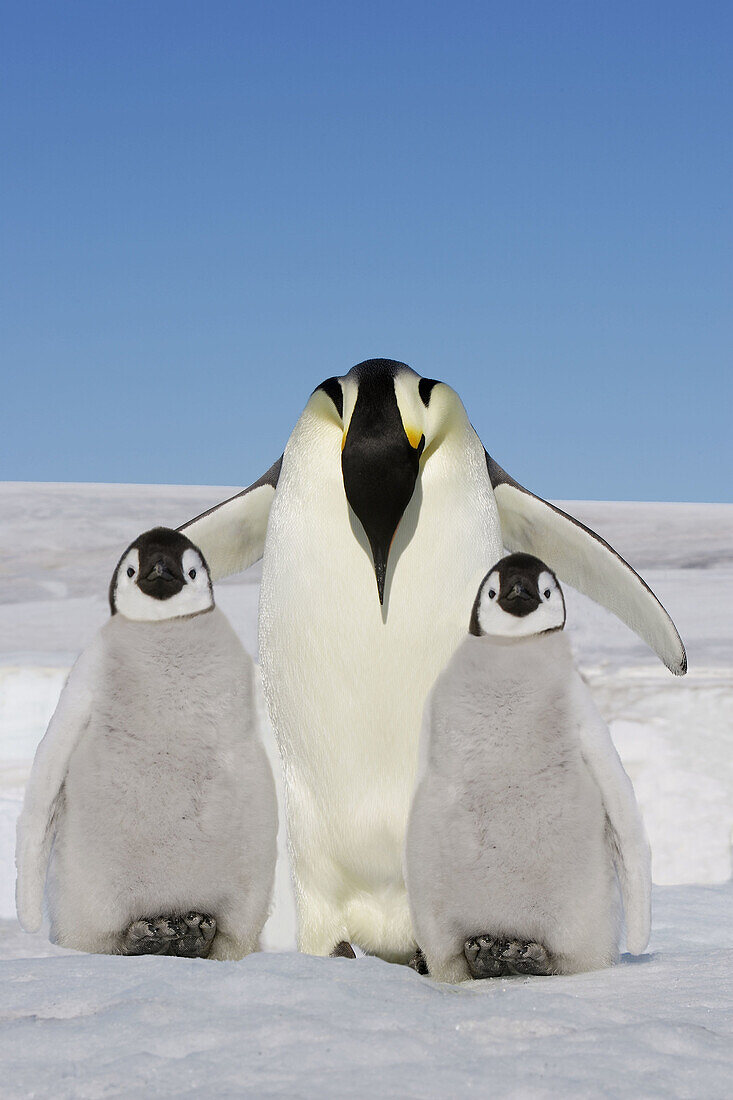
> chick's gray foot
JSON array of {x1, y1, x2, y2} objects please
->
[
  {"x1": 464, "y1": 934, "x2": 554, "y2": 978},
  {"x1": 408, "y1": 947, "x2": 429, "y2": 975},
  {"x1": 122, "y1": 917, "x2": 180, "y2": 956},
  {"x1": 464, "y1": 935, "x2": 505, "y2": 978},
  {"x1": 169, "y1": 912, "x2": 217, "y2": 958},
  {"x1": 500, "y1": 939, "x2": 554, "y2": 975}
]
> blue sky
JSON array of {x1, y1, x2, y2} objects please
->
[{"x1": 2, "y1": 1, "x2": 731, "y2": 501}]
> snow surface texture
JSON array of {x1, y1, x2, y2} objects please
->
[
  {"x1": 0, "y1": 483, "x2": 731, "y2": 1097},
  {"x1": 1, "y1": 883, "x2": 731, "y2": 1099}
]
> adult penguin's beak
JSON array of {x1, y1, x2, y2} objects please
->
[{"x1": 341, "y1": 375, "x2": 424, "y2": 605}]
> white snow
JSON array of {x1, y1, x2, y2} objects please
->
[
  {"x1": 0, "y1": 483, "x2": 731, "y2": 1096},
  {"x1": 0, "y1": 885, "x2": 731, "y2": 1098}
]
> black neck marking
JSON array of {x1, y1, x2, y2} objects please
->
[
  {"x1": 315, "y1": 377, "x2": 344, "y2": 419},
  {"x1": 418, "y1": 378, "x2": 439, "y2": 407}
]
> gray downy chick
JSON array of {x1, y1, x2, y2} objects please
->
[
  {"x1": 405, "y1": 553, "x2": 650, "y2": 982},
  {"x1": 16, "y1": 527, "x2": 277, "y2": 960}
]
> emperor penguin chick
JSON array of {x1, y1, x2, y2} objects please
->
[
  {"x1": 405, "y1": 553, "x2": 651, "y2": 982},
  {"x1": 16, "y1": 527, "x2": 277, "y2": 960}
]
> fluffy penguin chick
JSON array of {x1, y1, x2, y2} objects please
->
[
  {"x1": 405, "y1": 553, "x2": 651, "y2": 983},
  {"x1": 16, "y1": 527, "x2": 277, "y2": 960}
]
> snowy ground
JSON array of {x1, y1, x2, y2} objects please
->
[
  {"x1": 0, "y1": 482, "x2": 731, "y2": 1096},
  {"x1": 1, "y1": 883, "x2": 731, "y2": 1099}
]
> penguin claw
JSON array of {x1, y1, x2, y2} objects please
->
[
  {"x1": 330, "y1": 941, "x2": 356, "y2": 959},
  {"x1": 170, "y1": 912, "x2": 217, "y2": 958},
  {"x1": 122, "y1": 917, "x2": 179, "y2": 956},
  {"x1": 464, "y1": 934, "x2": 554, "y2": 978},
  {"x1": 122, "y1": 912, "x2": 217, "y2": 958},
  {"x1": 500, "y1": 939, "x2": 553, "y2": 976},
  {"x1": 464, "y1": 935, "x2": 504, "y2": 978},
  {"x1": 408, "y1": 947, "x2": 429, "y2": 975}
]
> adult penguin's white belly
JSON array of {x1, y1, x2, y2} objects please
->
[{"x1": 259, "y1": 407, "x2": 501, "y2": 959}]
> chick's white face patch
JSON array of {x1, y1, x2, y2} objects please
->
[
  {"x1": 535, "y1": 569, "x2": 566, "y2": 633},
  {"x1": 477, "y1": 568, "x2": 565, "y2": 637},
  {"x1": 113, "y1": 547, "x2": 214, "y2": 621},
  {"x1": 475, "y1": 570, "x2": 505, "y2": 636}
]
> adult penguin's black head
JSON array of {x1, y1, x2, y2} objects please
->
[{"x1": 310, "y1": 359, "x2": 464, "y2": 605}]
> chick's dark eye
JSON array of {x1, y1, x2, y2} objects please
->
[
  {"x1": 188, "y1": 569, "x2": 196, "y2": 580},
  {"x1": 126, "y1": 567, "x2": 135, "y2": 578},
  {"x1": 488, "y1": 589, "x2": 496, "y2": 600},
  {"x1": 544, "y1": 589, "x2": 551, "y2": 599}
]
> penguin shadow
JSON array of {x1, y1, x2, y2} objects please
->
[
  {"x1": 620, "y1": 951, "x2": 656, "y2": 967},
  {"x1": 347, "y1": 480, "x2": 423, "y2": 624}
]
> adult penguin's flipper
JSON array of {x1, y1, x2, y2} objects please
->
[
  {"x1": 486, "y1": 453, "x2": 687, "y2": 676},
  {"x1": 178, "y1": 457, "x2": 282, "y2": 581}
]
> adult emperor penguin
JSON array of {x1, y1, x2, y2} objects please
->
[
  {"x1": 16, "y1": 528, "x2": 277, "y2": 960},
  {"x1": 405, "y1": 554, "x2": 651, "y2": 982},
  {"x1": 180, "y1": 358, "x2": 683, "y2": 962}
]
